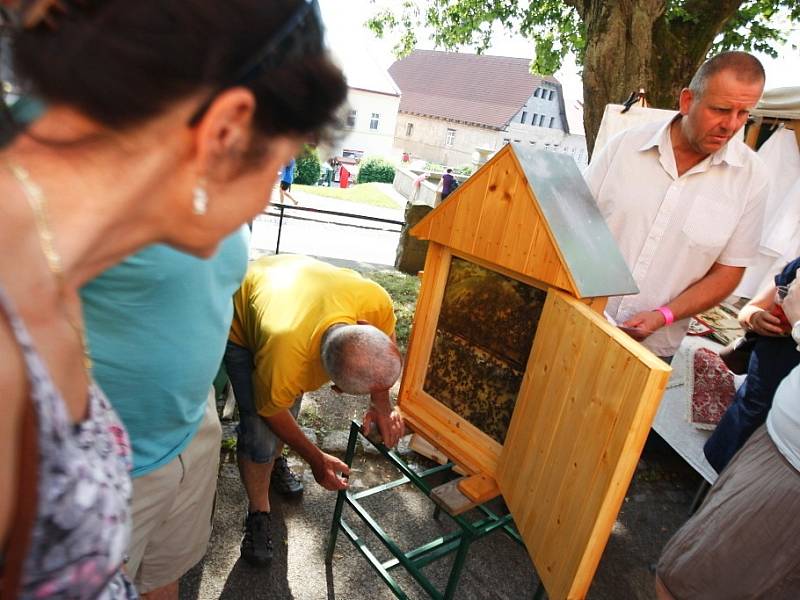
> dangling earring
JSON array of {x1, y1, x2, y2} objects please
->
[{"x1": 192, "y1": 180, "x2": 209, "y2": 215}]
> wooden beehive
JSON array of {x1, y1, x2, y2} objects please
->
[{"x1": 398, "y1": 143, "x2": 671, "y2": 600}]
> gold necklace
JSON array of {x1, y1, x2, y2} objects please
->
[{"x1": 7, "y1": 161, "x2": 93, "y2": 371}]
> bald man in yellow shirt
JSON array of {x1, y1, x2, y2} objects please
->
[{"x1": 224, "y1": 254, "x2": 404, "y2": 566}]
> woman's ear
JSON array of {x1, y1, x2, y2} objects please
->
[{"x1": 192, "y1": 87, "x2": 257, "y2": 178}]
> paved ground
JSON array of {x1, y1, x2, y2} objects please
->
[
  {"x1": 180, "y1": 390, "x2": 702, "y2": 600},
  {"x1": 178, "y1": 184, "x2": 703, "y2": 599},
  {"x1": 249, "y1": 187, "x2": 404, "y2": 267}
]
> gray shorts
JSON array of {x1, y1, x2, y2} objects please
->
[
  {"x1": 224, "y1": 341, "x2": 303, "y2": 463},
  {"x1": 657, "y1": 426, "x2": 800, "y2": 599}
]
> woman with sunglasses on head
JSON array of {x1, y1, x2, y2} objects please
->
[{"x1": 0, "y1": 1, "x2": 346, "y2": 598}]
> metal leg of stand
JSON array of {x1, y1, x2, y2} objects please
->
[
  {"x1": 325, "y1": 421, "x2": 360, "y2": 563},
  {"x1": 442, "y1": 535, "x2": 473, "y2": 600}
]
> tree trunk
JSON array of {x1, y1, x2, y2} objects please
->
[{"x1": 579, "y1": 0, "x2": 744, "y2": 157}]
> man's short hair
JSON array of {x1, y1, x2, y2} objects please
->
[
  {"x1": 688, "y1": 51, "x2": 765, "y2": 98},
  {"x1": 446, "y1": 168, "x2": 453, "y2": 173},
  {"x1": 320, "y1": 324, "x2": 402, "y2": 395}
]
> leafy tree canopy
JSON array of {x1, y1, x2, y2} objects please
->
[{"x1": 368, "y1": 1, "x2": 799, "y2": 152}]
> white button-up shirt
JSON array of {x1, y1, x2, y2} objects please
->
[{"x1": 585, "y1": 118, "x2": 769, "y2": 356}]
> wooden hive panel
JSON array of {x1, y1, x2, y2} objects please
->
[
  {"x1": 411, "y1": 148, "x2": 577, "y2": 295},
  {"x1": 497, "y1": 291, "x2": 670, "y2": 600}
]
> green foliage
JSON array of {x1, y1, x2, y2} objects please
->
[
  {"x1": 293, "y1": 183, "x2": 401, "y2": 208},
  {"x1": 454, "y1": 165, "x2": 473, "y2": 176},
  {"x1": 365, "y1": 0, "x2": 796, "y2": 74},
  {"x1": 356, "y1": 157, "x2": 396, "y2": 184},
  {"x1": 364, "y1": 270, "x2": 421, "y2": 353},
  {"x1": 294, "y1": 145, "x2": 321, "y2": 185},
  {"x1": 424, "y1": 161, "x2": 445, "y2": 173}
]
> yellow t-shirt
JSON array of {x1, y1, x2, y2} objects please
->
[{"x1": 229, "y1": 255, "x2": 396, "y2": 417}]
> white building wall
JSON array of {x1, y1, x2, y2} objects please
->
[
  {"x1": 395, "y1": 114, "x2": 500, "y2": 167},
  {"x1": 394, "y1": 105, "x2": 588, "y2": 169},
  {"x1": 335, "y1": 88, "x2": 400, "y2": 159}
]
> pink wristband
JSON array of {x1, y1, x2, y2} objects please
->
[{"x1": 656, "y1": 306, "x2": 674, "y2": 325}]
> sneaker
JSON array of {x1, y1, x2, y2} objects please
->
[
  {"x1": 270, "y1": 455, "x2": 304, "y2": 497},
  {"x1": 241, "y1": 511, "x2": 273, "y2": 566}
]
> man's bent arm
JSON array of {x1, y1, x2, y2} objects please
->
[
  {"x1": 624, "y1": 263, "x2": 745, "y2": 335},
  {"x1": 665, "y1": 263, "x2": 745, "y2": 320}
]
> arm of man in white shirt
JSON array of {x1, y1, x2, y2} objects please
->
[{"x1": 623, "y1": 262, "x2": 744, "y2": 339}]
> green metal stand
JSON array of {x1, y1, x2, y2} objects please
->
[{"x1": 325, "y1": 421, "x2": 546, "y2": 599}]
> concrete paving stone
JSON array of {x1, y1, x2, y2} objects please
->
[
  {"x1": 219, "y1": 464, "x2": 239, "y2": 480},
  {"x1": 321, "y1": 430, "x2": 351, "y2": 453},
  {"x1": 298, "y1": 426, "x2": 318, "y2": 447}
]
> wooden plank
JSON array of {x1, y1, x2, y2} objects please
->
[
  {"x1": 503, "y1": 298, "x2": 594, "y2": 537},
  {"x1": 402, "y1": 388, "x2": 501, "y2": 477},
  {"x1": 409, "y1": 146, "x2": 510, "y2": 242},
  {"x1": 497, "y1": 291, "x2": 670, "y2": 600},
  {"x1": 497, "y1": 292, "x2": 583, "y2": 512},
  {"x1": 498, "y1": 177, "x2": 538, "y2": 267},
  {"x1": 397, "y1": 244, "x2": 451, "y2": 412},
  {"x1": 430, "y1": 478, "x2": 480, "y2": 516},
  {"x1": 449, "y1": 250, "x2": 551, "y2": 295},
  {"x1": 538, "y1": 343, "x2": 643, "y2": 591},
  {"x1": 473, "y1": 156, "x2": 519, "y2": 261},
  {"x1": 564, "y1": 367, "x2": 668, "y2": 598},
  {"x1": 457, "y1": 473, "x2": 500, "y2": 504},
  {"x1": 425, "y1": 192, "x2": 459, "y2": 244}
]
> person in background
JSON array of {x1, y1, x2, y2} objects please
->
[
  {"x1": 656, "y1": 275, "x2": 800, "y2": 599},
  {"x1": 0, "y1": 1, "x2": 347, "y2": 598},
  {"x1": 440, "y1": 167, "x2": 457, "y2": 200},
  {"x1": 584, "y1": 52, "x2": 768, "y2": 361},
  {"x1": 279, "y1": 157, "x2": 299, "y2": 204},
  {"x1": 410, "y1": 171, "x2": 429, "y2": 203},
  {"x1": 703, "y1": 257, "x2": 800, "y2": 473},
  {"x1": 224, "y1": 254, "x2": 404, "y2": 567}
]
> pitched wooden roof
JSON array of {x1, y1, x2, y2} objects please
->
[
  {"x1": 411, "y1": 143, "x2": 638, "y2": 298},
  {"x1": 389, "y1": 50, "x2": 560, "y2": 130}
]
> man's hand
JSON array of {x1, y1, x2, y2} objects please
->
[
  {"x1": 362, "y1": 406, "x2": 405, "y2": 449},
  {"x1": 310, "y1": 452, "x2": 350, "y2": 491},
  {"x1": 621, "y1": 311, "x2": 666, "y2": 341}
]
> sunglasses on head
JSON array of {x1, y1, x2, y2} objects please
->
[{"x1": 187, "y1": 0, "x2": 324, "y2": 126}]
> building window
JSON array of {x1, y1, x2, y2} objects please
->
[
  {"x1": 538, "y1": 114, "x2": 546, "y2": 126},
  {"x1": 346, "y1": 109, "x2": 357, "y2": 128},
  {"x1": 549, "y1": 117, "x2": 555, "y2": 128},
  {"x1": 405, "y1": 122, "x2": 414, "y2": 137},
  {"x1": 548, "y1": 90, "x2": 555, "y2": 101},
  {"x1": 520, "y1": 111, "x2": 527, "y2": 124},
  {"x1": 533, "y1": 88, "x2": 540, "y2": 98},
  {"x1": 446, "y1": 128, "x2": 456, "y2": 146},
  {"x1": 513, "y1": 139, "x2": 521, "y2": 143},
  {"x1": 502, "y1": 138, "x2": 510, "y2": 145},
  {"x1": 369, "y1": 113, "x2": 380, "y2": 130},
  {"x1": 531, "y1": 113, "x2": 538, "y2": 125}
]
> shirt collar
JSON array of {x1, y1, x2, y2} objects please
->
[{"x1": 637, "y1": 115, "x2": 746, "y2": 168}]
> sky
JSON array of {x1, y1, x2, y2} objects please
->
[{"x1": 319, "y1": 0, "x2": 800, "y2": 113}]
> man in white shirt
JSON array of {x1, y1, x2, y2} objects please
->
[
  {"x1": 655, "y1": 274, "x2": 800, "y2": 598},
  {"x1": 585, "y1": 52, "x2": 769, "y2": 358}
]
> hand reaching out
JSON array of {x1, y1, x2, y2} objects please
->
[
  {"x1": 310, "y1": 452, "x2": 350, "y2": 491},
  {"x1": 621, "y1": 310, "x2": 666, "y2": 341},
  {"x1": 362, "y1": 406, "x2": 405, "y2": 449}
]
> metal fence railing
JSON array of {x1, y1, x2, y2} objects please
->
[{"x1": 261, "y1": 203, "x2": 405, "y2": 255}]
